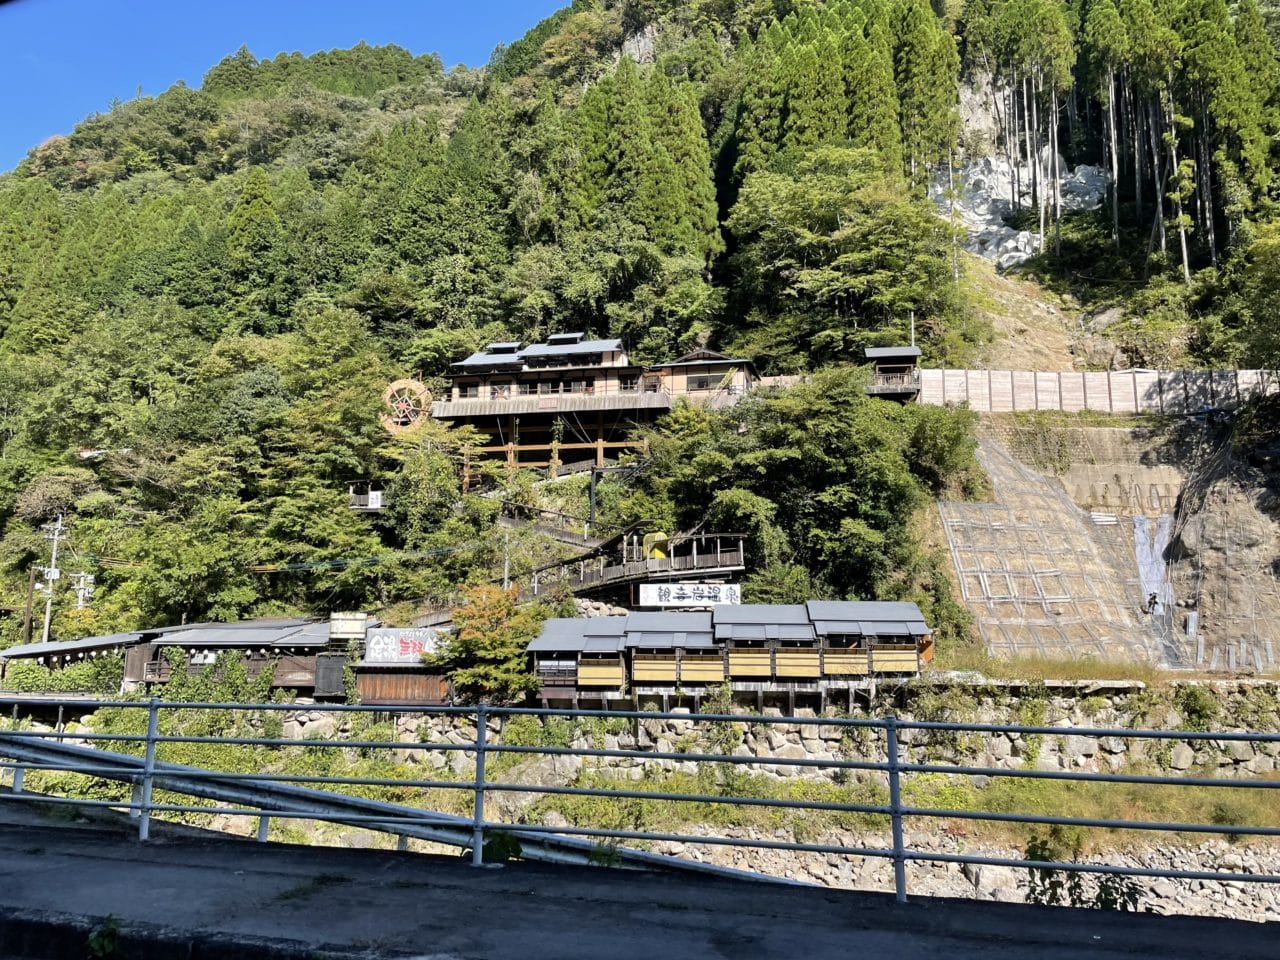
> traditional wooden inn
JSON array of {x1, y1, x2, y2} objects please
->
[
  {"x1": 528, "y1": 600, "x2": 935, "y2": 710},
  {"x1": 0, "y1": 615, "x2": 449, "y2": 705},
  {"x1": 431, "y1": 334, "x2": 757, "y2": 473}
]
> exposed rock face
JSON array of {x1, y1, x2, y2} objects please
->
[
  {"x1": 931, "y1": 156, "x2": 1109, "y2": 269},
  {"x1": 618, "y1": 24, "x2": 658, "y2": 64},
  {"x1": 1168, "y1": 467, "x2": 1280, "y2": 671},
  {"x1": 575, "y1": 598, "x2": 628, "y2": 618}
]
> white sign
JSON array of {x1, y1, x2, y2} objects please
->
[
  {"x1": 365, "y1": 627, "x2": 439, "y2": 663},
  {"x1": 639, "y1": 583, "x2": 741, "y2": 607}
]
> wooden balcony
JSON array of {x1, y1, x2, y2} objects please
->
[
  {"x1": 578, "y1": 659, "x2": 625, "y2": 686},
  {"x1": 865, "y1": 371, "x2": 922, "y2": 396},
  {"x1": 774, "y1": 650, "x2": 821, "y2": 678},
  {"x1": 870, "y1": 645, "x2": 920, "y2": 672},
  {"x1": 432, "y1": 391, "x2": 672, "y2": 420},
  {"x1": 728, "y1": 650, "x2": 772, "y2": 678},
  {"x1": 823, "y1": 650, "x2": 871, "y2": 675},
  {"x1": 680, "y1": 654, "x2": 726, "y2": 683},
  {"x1": 633, "y1": 655, "x2": 678, "y2": 682}
]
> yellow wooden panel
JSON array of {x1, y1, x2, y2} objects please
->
[
  {"x1": 634, "y1": 658, "x2": 678, "y2": 682},
  {"x1": 728, "y1": 651, "x2": 772, "y2": 678},
  {"x1": 578, "y1": 663, "x2": 624, "y2": 686},
  {"x1": 871, "y1": 651, "x2": 919, "y2": 672},
  {"x1": 775, "y1": 650, "x2": 821, "y2": 678},
  {"x1": 823, "y1": 652, "x2": 870, "y2": 675},
  {"x1": 681, "y1": 658, "x2": 725, "y2": 683}
]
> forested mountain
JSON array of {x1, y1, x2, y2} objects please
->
[{"x1": 0, "y1": 0, "x2": 1277, "y2": 644}]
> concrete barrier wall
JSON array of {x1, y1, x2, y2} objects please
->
[{"x1": 919, "y1": 369, "x2": 1277, "y2": 414}]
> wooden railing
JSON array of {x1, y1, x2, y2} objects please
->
[
  {"x1": 562, "y1": 544, "x2": 747, "y2": 592},
  {"x1": 866, "y1": 371, "x2": 922, "y2": 394}
]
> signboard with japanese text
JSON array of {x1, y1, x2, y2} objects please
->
[
  {"x1": 638, "y1": 583, "x2": 741, "y2": 607},
  {"x1": 364, "y1": 627, "x2": 439, "y2": 664}
]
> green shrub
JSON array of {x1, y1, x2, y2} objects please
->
[{"x1": 1174, "y1": 686, "x2": 1221, "y2": 732}]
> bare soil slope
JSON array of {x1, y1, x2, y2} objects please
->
[{"x1": 965, "y1": 256, "x2": 1079, "y2": 371}]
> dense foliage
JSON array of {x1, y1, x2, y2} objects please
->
[
  {"x1": 0, "y1": 3, "x2": 994, "y2": 644},
  {"x1": 6, "y1": 0, "x2": 1274, "y2": 647},
  {"x1": 606, "y1": 368, "x2": 983, "y2": 644}
]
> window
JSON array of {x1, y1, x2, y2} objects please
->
[
  {"x1": 825, "y1": 634, "x2": 863, "y2": 649},
  {"x1": 490, "y1": 383, "x2": 512, "y2": 400},
  {"x1": 620, "y1": 375, "x2": 639, "y2": 392},
  {"x1": 688, "y1": 375, "x2": 716, "y2": 391},
  {"x1": 458, "y1": 384, "x2": 479, "y2": 399}
]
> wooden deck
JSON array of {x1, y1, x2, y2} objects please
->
[
  {"x1": 432, "y1": 392, "x2": 673, "y2": 419},
  {"x1": 551, "y1": 548, "x2": 747, "y2": 594}
]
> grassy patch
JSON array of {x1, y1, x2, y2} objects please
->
[{"x1": 933, "y1": 646, "x2": 1168, "y2": 685}]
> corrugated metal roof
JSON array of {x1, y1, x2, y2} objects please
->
[
  {"x1": 812, "y1": 620, "x2": 862, "y2": 636},
  {"x1": 527, "y1": 619, "x2": 590, "y2": 652},
  {"x1": 860, "y1": 621, "x2": 910, "y2": 636},
  {"x1": 714, "y1": 604, "x2": 809, "y2": 624},
  {"x1": 582, "y1": 618, "x2": 627, "y2": 637},
  {"x1": 525, "y1": 603, "x2": 931, "y2": 656},
  {"x1": 452, "y1": 351, "x2": 525, "y2": 369},
  {"x1": 0, "y1": 633, "x2": 144, "y2": 660},
  {"x1": 713, "y1": 604, "x2": 812, "y2": 640},
  {"x1": 144, "y1": 618, "x2": 313, "y2": 636},
  {"x1": 624, "y1": 611, "x2": 713, "y2": 633},
  {"x1": 624, "y1": 631, "x2": 715, "y2": 649},
  {"x1": 519, "y1": 338, "x2": 622, "y2": 358},
  {"x1": 864, "y1": 346, "x2": 922, "y2": 359},
  {"x1": 805, "y1": 601, "x2": 929, "y2": 635},
  {"x1": 153, "y1": 620, "x2": 328, "y2": 649}
]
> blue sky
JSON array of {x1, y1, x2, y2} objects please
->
[{"x1": 0, "y1": 0, "x2": 565, "y2": 171}]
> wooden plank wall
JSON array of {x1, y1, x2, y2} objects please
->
[{"x1": 917, "y1": 369, "x2": 1277, "y2": 414}]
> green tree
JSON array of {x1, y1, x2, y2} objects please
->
[{"x1": 431, "y1": 586, "x2": 545, "y2": 703}]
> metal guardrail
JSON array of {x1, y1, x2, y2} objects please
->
[{"x1": 0, "y1": 698, "x2": 1278, "y2": 904}]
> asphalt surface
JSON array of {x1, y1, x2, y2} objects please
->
[{"x1": 0, "y1": 798, "x2": 1274, "y2": 959}]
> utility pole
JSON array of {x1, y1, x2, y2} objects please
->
[
  {"x1": 21, "y1": 566, "x2": 36, "y2": 644},
  {"x1": 39, "y1": 514, "x2": 65, "y2": 644},
  {"x1": 70, "y1": 572, "x2": 95, "y2": 609}
]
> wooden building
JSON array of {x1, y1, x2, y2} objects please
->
[
  {"x1": 864, "y1": 346, "x2": 922, "y2": 400},
  {"x1": 528, "y1": 601, "x2": 935, "y2": 708},
  {"x1": 355, "y1": 626, "x2": 450, "y2": 705},
  {"x1": 431, "y1": 335, "x2": 758, "y2": 475}
]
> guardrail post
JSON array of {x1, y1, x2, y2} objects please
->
[
  {"x1": 885, "y1": 714, "x2": 907, "y2": 903},
  {"x1": 11, "y1": 765, "x2": 23, "y2": 794},
  {"x1": 471, "y1": 704, "x2": 487, "y2": 866},
  {"x1": 138, "y1": 697, "x2": 159, "y2": 842},
  {"x1": 257, "y1": 816, "x2": 270, "y2": 842}
]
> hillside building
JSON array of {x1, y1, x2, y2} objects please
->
[
  {"x1": 432, "y1": 334, "x2": 757, "y2": 474},
  {"x1": 528, "y1": 600, "x2": 934, "y2": 710}
]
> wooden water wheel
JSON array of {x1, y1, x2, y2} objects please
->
[{"x1": 382, "y1": 378, "x2": 432, "y2": 434}]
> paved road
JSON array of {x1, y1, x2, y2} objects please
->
[{"x1": 0, "y1": 800, "x2": 1273, "y2": 959}]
